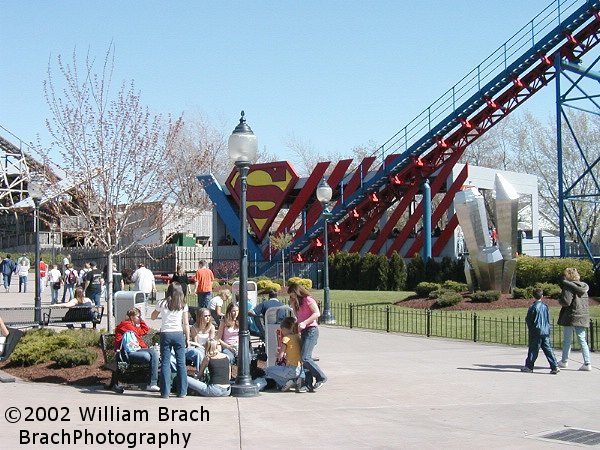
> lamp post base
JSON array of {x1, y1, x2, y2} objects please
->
[
  {"x1": 230, "y1": 383, "x2": 259, "y2": 397},
  {"x1": 321, "y1": 311, "x2": 336, "y2": 325}
]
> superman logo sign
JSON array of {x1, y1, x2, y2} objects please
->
[{"x1": 226, "y1": 161, "x2": 299, "y2": 241}]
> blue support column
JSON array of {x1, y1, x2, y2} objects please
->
[
  {"x1": 555, "y1": 56, "x2": 566, "y2": 258},
  {"x1": 422, "y1": 179, "x2": 432, "y2": 261}
]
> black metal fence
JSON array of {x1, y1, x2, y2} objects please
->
[{"x1": 330, "y1": 302, "x2": 598, "y2": 351}]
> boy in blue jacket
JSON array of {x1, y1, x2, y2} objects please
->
[{"x1": 522, "y1": 288, "x2": 560, "y2": 374}]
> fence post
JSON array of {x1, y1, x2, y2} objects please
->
[
  {"x1": 386, "y1": 306, "x2": 390, "y2": 333},
  {"x1": 426, "y1": 309, "x2": 431, "y2": 337},
  {"x1": 590, "y1": 319, "x2": 595, "y2": 353},
  {"x1": 473, "y1": 312, "x2": 478, "y2": 342},
  {"x1": 349, "y1": 303, "x2": 353, "y2": 329}
]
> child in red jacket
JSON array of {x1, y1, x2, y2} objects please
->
[{"x1": 114, "y1": 308, "x2": 160, "y2": 392}]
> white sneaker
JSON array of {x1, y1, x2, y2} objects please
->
[
  {"x1": 281, "y1": 380, "x2": 295, "y2": 392},
  {"x1": 579, "y1": 364, "x2": 592, "y2": 371},
  {"x1": 557, "y1": 360, "x2": 568, "y2": 369},
  {"x1": 147, "y1": 385, "x2": 160, "y2": 392}
]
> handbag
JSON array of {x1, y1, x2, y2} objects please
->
[{"x1": 53, "y1": 282, "x2": 61, "y2": 290}]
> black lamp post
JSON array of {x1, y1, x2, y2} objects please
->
[
  {"x1": 316, "y1": 177, "x2": 335, "y2": 324},
  {"x1": 228, "y1": 111, "x2": 259, "y2": 397},
  {"x1": 28, "y1": 172, "x2": 44, "y2": 325}
]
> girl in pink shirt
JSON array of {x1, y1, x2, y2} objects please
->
[{"x1": 288, "y1": 283, "x2": 327, "y2": 391}]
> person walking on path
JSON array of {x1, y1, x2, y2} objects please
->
[
  {"x1": 62, "y1": 263, "x2": 78, "y2": 302},
  {"x1": 194, "y1": 260, "x2": 214, "y2": 309},
  {"x1": 16, "y1": 255, "x2": 30, "y2": 293},
  {"x1": 287, "y1": 282, "x2": 327, "y2": 392},
  {"x1": 131, "y1": 262, "x2": 156, "y2": 302},
  {"x1": 151, "y1": 281, "x2": 190, "y2": 398},
  {"x1": 39, "y1": 258, "x2": 48, "y2": 294},
  {"x1": 0, "y1": 254, "x2": 16, "y2": 293},
  {"x1": 47, "y1": 264, "x2": 62, "y2": 305},
  {"x1": 521, "y1": 288, "x2": 559, "y2": 374},
  {"x1": 83, "y1": 262, "x2": 103, "y2": 307},
  {"x1": 557, "y1": 267, "x2": 592, "y2": 371}
]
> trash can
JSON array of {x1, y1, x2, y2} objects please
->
[
  {"x1": 114, "y1": 291, "x2": 147, "y2": 321},
  {"x1": 231, "y1": 281, "x2": 258, "y2": 308}
]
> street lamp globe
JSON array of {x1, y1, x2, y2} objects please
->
[
  {"x1": 228, "y1": 111, "x2": 257, "y2": 164},
  {"x1": 28, "y1": 172, "x2": 45, "y2": 200},
  {"x1": 316, "y1": 178, "x2": 332, "y2": 205}
]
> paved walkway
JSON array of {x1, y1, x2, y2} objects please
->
[{"x1": 1, "y1": 276, "x2": 599, "y2": 448}]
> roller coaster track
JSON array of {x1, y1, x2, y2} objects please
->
[{"x1": 288, "y1": 0, "x2": 600, "y2": 263}]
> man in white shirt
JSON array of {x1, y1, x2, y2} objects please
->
[
  {"x1": 47, "y1": 264, "x2": 62, "y2": 305},
  {"x1": 131, "y1": 262, "x2": 156, "y2": 301}
]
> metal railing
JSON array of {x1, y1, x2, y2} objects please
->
[{"x1": 331, "y1": 302, "x2": 597, "y2": 351}]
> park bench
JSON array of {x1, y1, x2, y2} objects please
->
[
  {"x1": 44, "y1": 306, "x2": 104, "y2": 329},
  {"x1": 100, "y1": 332, "x2": 159, "y2": 393},
  {"x1": 0, "y1": 327, "x2": 25, "y2": 363},
  {"x1": 0, "y1": 306, "x2": 52, "y2": 329}
]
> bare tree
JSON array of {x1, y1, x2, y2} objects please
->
[
  {"x1": 41, "y1": 45, "x2": 184, "y2": 331},
  {"x1": 164, "y1": 114, "x2": 230, "y2": 209}
]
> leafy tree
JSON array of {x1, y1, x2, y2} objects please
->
[
  {"x1": 40, "y1": 45, "x2": 184, "y2": 331},
  {"x1": 269, "y1": 232, "x2": 293, "y2": 287},
  {"x1": 388, "y1": 251, "x2": 406, "y2": 291}
]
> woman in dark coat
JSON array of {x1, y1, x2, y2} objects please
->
[{"x1": 557, "y1": 267, "x2": 591, "y2": 371}]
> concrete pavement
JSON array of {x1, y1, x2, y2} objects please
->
[{"x1": 1, "y1": 275, "x2": 599, "y2": 448}]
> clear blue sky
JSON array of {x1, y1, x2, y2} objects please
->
[{"x1": 1, "y1": 0, "x2": 559, "y2": 166}]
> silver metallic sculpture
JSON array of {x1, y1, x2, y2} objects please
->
[{"x1": 453, "y1": 174, "x2": 518, "y2": 293}]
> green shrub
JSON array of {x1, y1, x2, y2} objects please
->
[
  {"x1": 11, "y1": 329, "x2": 82, "y2": 366},
  {"x1": 288, "y1": 277, "x2": 312, "y2": 289},
  {"x1": 533, "y1": 282, "x2": 561, "y2": 299},
  {"x1": 415, "y1": 282, "x2": 441, "y2": 297},
  {"x1": 428, "y1": 289, "x2": 442, "y2": 299},
  {"x1": 442, "y1": 280, "x2": 468, "y2": 293},
  {"x1": 516, "y1": 256, "x2": 595, "y2": 290},
  {"x1": 256, "y1": 279, "x2": 281, "y2": 293},
  {"x1": 62, "y1": 329, "x2": 102, "y2": 348},
  {"x1": 53, "y1": 348, "x2": 98, "y2": 367},
  {"x1": 388, "y1": 251, "x2": 407, "y2": 291},
  {"x1": 435, "y1": 291, "x2": 463, "y2": 307},
  {"x1": 211, "y1": 280, "x2": 221, "y2": 290},
  {"x1": 471, "y1": 290, "x2": 501, "y2": 303},
  {"x1": 512, "y1": 287, "x2": 532, "y2": 299}
]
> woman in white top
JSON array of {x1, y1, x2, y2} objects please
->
[
  {"x1": 151, "y1": 281, "x2": 190, "y2": 398},
  {"x1": 186, "y1": 307, "x2": 215, "y2": 375},
  {"x1": 209, "y1": 289, "x2": 232, "y2": 319},
  {"x1": 59, "y1": 287, "x2": 93, "y2": 308}
]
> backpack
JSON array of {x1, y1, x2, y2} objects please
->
[
  {"x1": 67, "y1": 270, "x2": 77, "y2": 285},
  {"x1": 120, "y1": 331, "x2": 141, "y2": 355}
]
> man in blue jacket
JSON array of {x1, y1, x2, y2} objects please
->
[
  {"x1": 0, "y1": 255, "x2": 16, "y2": 293},
  {"x1": 522, "y1": 288, "x2": 560, "y2": 374}
]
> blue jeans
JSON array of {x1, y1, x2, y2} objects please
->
[
  {"x1": 127, "y1": 348, "x2": 159, "y2": 386},
  {"x1": 525, "y1": 332, "x2": 558, "y2": 370},
  {"x1": 301, "y1": 326, "x2": 327, "y2": 388},
  {"x1": 19, "y1": 276, "x2": 27, "y2": 293},
  {"x1": 222, "y1": 347, "x2": 237, "y2": 364},
  {"x1": 265, "y1": 364, "x2": 303, "y2": 388},
  {"x1": 89, "y1": 292, "x2": 101, "y2": 308},
  {"x1": 3, "y1": 273, "x2": 12, "y2": 290},
  {"x1": 63, "y1": 283, "x2": 75, "y2": 301},
  {"x1": 51, "y1": 286, "x2": 60, "y2": 304},
  {"x1": 185, "y1": 347, "x2": 204, "y2": 372},
  {"x1": 197, "y1": 292, "x2": 211, "y2": 309},
  {"x1": 561, "y1": 326, "x2": 591, "y2": 365},
  {"x1": 160, "y1": 331, "x2": 187, "y2": 398},
  {"x1": 187, "y1": 377, "x2": 230, "y2": 397}
]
